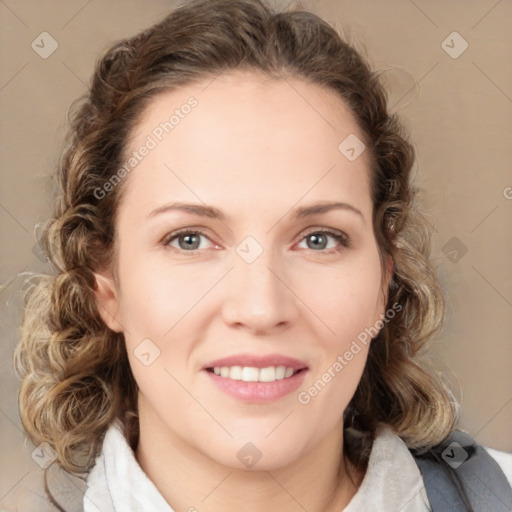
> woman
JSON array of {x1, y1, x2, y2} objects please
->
[{"x1": 14, "y1": 0, "x2": 511, "y2": 511}]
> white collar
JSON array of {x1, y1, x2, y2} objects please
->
[
  {"x1": 84, "y1": 419, "x2": 173, "y2": 512},
  {"x1": 84, "y1": 420, "x2": 429, "y2": 512},
  {"x1": 344, "y1": 424, "x2": 429, "y2": 511}
]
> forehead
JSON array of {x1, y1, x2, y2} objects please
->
[{"x1": 120, "y1": 69, "x2": 372, "y2": 215}]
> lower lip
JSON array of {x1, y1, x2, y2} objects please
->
[{"x1": 204, "y1": 369, "x2": 308, "y2": 403}]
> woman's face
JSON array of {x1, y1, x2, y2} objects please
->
[{"x1": 95, "y1": 70, "x2": 392, "y2": 470}]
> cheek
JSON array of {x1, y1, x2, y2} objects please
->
[
  {"x1": 115, "y1": 255, "x2": 216, "y2": 388},
  {"x1": 296, "y1": 253, "x2": 384, "y2": 347},
  {"x1": 116, "y1": 251, "x2": 208, "y2": 337}
]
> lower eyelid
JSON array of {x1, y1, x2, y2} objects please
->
[
  {"x1": 162, "y1": 231, "x2": 212, "y2": 248},
  {"x1": 298, "y1": 230, "x2": 350, "y2": 250},
  {"x1": 162, "y1": 229, "x2": 350, "y2": 251}
]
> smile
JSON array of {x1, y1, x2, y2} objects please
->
[
  {"x1": 203, "y1": 354, "x2": 309, "y2": 403},
  {"x1": 208, "y1": 365, "x2": 300, "y2": 383}
]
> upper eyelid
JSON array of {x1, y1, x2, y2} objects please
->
[
  {"x1": 298, "y1": 226, "x2": 346, "y2": 239},
  {"x1": 163, "y1": 227, "x2": 349, "y2": 248}
]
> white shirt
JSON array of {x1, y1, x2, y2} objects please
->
[{"x1": 83, "y1": 420, "x2": 512, "y2": 512}]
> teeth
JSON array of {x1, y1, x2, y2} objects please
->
[
  {"x1": 259, "y1": 367, "x2": 276, "y2": 382},
  {"x1": 242, "y1": 367, "x2": 259, "y2": 382},
  {"x1": 229, "y1": 366, "x2": 243, "y2": 380},
  {"x1": 211, "y1": 365, "x2": 298, "y2": 383}
]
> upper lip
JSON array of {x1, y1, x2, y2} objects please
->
[{"x1": 203, "y1": 353, "x2": 308, "y2": 371}]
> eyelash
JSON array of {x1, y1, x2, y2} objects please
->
[{"x1": 161, "y1": 227, "x2": 350, "y2": 255}]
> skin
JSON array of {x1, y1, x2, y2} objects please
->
[{"x1": 94, "y1": 69, "x2": 392, "y2": 512}]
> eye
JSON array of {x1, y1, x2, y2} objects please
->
[
  {"x1": 296, "y1": 228, "x2": 350, "y2": 253},
  {"x1": 161, "y1": 229, "x2": 217, "y2": 252},
  {"x1": 161, "y1": 227, "x2": 350, "y2": 254}
]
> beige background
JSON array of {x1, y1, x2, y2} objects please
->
[{"x1": 1, "y1": 0, "x2": 511, "y2": 509}]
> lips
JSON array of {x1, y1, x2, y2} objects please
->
[
  {"x1": 203, "y1": 353, "x2": 309, "y2": 403},
  {"x1": 210, "y1": 365, "x2": 297, "y2": 383},
  {"x1": 203, "y1": 354, "x2": 308, "y2": 371}
]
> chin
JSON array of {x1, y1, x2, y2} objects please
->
[{"x1": 202, "y1": 435, "x2": 309, "y2": 472}]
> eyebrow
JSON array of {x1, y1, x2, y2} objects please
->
[{"x1": 148, "y1": 200, "x2": 364, "y2": 222}]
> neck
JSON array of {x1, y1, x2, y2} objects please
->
[{"x1": 135, "y1": 398, "x2": 364, "y2": 512}]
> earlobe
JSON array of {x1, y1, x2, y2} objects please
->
[{"x1": 93, "y1": 270, "x2": 123, "y2": 333}]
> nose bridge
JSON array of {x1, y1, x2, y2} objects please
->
[{"x1": 222, "y1": 237, "x2": 297, "y2": 332}]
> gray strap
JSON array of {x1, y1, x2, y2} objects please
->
[{"x1": 414, "y1": 430, "x2": 512, "y2": 512}]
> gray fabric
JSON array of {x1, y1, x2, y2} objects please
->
[{"x1": 414, "y1": 430, "x2": 512, "y2": 512}]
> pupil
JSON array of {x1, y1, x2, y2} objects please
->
[
  {"x1": 182, "y1": 234, "x2": 199, "y2": 250},
  {"x1": 309, "y1": 233, "x2": 326, "y2": 250},
  {"x1": 178, "y1": 233, "x2": 328, "y2": 251}
]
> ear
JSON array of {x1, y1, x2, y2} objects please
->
[{"x1": 93, "y1": 269, "x2": 123, "y2": 333}]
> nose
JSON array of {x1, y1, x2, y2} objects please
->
[{"x1": 221, "y1": 248, "x2": 299, "y2": 335}]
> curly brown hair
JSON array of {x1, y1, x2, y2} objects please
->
[{"x1": 15, "y1": 0, "x2": 457, "y2": 478}]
